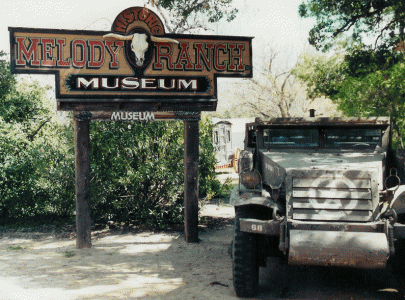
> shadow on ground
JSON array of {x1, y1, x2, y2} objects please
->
[{"x1": 0, "y1": 201, "x2": 404, "y2": 299}]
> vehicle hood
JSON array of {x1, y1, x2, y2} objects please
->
[{"x1": 261, "y1": 149, "x2": 386, "y2": 189}]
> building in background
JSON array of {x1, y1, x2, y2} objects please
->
[{"x1": 212, "y1": 118, "x2": 254, "y2": 172}]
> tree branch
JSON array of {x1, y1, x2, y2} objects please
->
[
  {"x1": 172, "y1": 0, "x2": 203, "y2": 33},
  {"x1": 28, "y1": 116, "x2": 52, "y2": 141},
  {"x1": 155, "y1": 4, "x2": 174, "y2": 33},
  {"x1": 332, "y1": 6, "x2": 388, "y2": 38},
  {"x1": 374, "y1": 19, "x2": 396, "y2": 49}
]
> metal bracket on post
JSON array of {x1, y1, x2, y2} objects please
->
[
  {"x1": 74, "y1": 111, "x2": 93, "y2": 121},
  {"x1": 175, "y1": 111, "x2": 201, "y2": 121}
]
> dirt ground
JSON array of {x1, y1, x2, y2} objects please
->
[
  {"x1": 0, "y1": 204, "x2": 237, "y2": 300},
  {"x1": 0, "y1": 170, "x2": 404, "y2": 299}
]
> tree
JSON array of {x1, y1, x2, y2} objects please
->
[
  {"x1": 292, "y1": 49, "x2": 347, "y2": 101},
  {"x1": 293, "y1": 47, "x2": 405, "y2": 147},
  {"x1": 299, "y1": 0, "x2": 405, "y2": 52},
  {"x1": 297, "y1": 0, "x2": 405, "y2": 148},
  {"x1": 217, "y1": 43, "x2": 339, "y2": 118},
  {"x1": 0, "y1": 51, "x2": 15, "y2": 101},
  {"x1": 338, "y1": 61, "x2": 405, "y2": 148},
  {"x1": 236, "y1": 71, "x2": 306, "y2": 118},
  {"x1": 0, "y1": 52, "x2": 75, "y2": 222},
  {"x1": 150, "y1": 0, "x2": 238, "y2": 33}
]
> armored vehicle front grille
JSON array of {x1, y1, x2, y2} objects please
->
[{"x1": 286, "y1": 170, "x2": 379, "y2": 222}]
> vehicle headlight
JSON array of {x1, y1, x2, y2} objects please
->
[
  {"x1": 239, "y1": 150, "x2": 254, "y2": 173},
  {"x1": 239, "y1": 169, "x2": 262, "y2": 191}
]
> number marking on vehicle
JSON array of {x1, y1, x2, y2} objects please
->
[{"x1": 251, "y1": 224, "x2": 263, "y2": 232}]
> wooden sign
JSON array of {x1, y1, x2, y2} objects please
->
[
  {"x1": 73, "y1": 110, "x2": 200, "y2": 121},
  {"x1": 9, "y1": 6, "x2": 253, "y2": 112}
]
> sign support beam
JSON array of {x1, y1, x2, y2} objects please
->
[
  {"x1": 184, "y1": 120, "x2": 199, "y2": 243},
  {"x1": 74, "y1": 115, "x2": 92, "y2": 249},
  {"x1": 9, "y1": 6, "x2": 253, "y2": 247}
]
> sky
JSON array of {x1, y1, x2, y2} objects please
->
[
  {"x1": 0, "y1": 0, "x2": 316, "y2": 92},
  {"x1": 1, "y1": 0, "x2": 314, "y2": 55}
]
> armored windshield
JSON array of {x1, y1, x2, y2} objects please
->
[
  {"x1": 324, "y1": 128, "x2": 382, "y2": 149},
  {"x1": 262, "y1": 127, "x2": 382, "y2": 149},
  {"x1": 263, "y1": 128, "x2": 319, "y2": 148}
]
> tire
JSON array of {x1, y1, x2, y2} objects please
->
[
  {"x1": 232, "y1": 207, "x2": 260, "y2": 297},
  {"x1": 393, "y1": 239, "x2": 405, "y2": 274},
  {"x1": 393, "y1": 215, "x2": 405, "y2": 275}
]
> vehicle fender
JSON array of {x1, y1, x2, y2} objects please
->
[
  {"x1": 391, "y1": 185, "x2": 405, "y2": 214},
  {"x1": 230, "y1": 186, "x2": 281, "y2": 211}
]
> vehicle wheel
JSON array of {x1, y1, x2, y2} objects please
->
[
  {"x1": 393, "y1": 215, "x2": 405, "y2": 275},
  {"x1": 232, "y1": 207, "x2": 260, "y2": 297},
  {"x1": 393, "y1": 239, "x2": 405, "y2": 274}
]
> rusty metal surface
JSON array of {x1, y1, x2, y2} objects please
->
[
  {"x1": 263, "y1": 151, "x2": 385, "y2": 187},
  {"x1": 255, "y1": 116, "x2": 390, "y2": 126},
  {"x1": 288, "y1": 230, "x2": 389, "y2": 269},
  {"x1": 258, "y1": 150, "x2": 285, "y2": 189},
  {"x1": 229, "y1": 186, "x2": 284, "y2": 212},
  {"x1": 286, "y1": 169, "x2": 380, "y2": 222},
  {"x1": 289, "y1": 220, "x2": 385, "y2": 233}
]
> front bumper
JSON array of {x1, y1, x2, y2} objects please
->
[
  {"x1": 288, "y1": 229, "x2": 389, "y2": 269},
  {"x1": 238, "y1": 218, "x2": 405, "y2": 269}
]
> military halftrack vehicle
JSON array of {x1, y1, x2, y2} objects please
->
[{"x1": 230, "y1": 116, "x2": 405, "y2": 297}]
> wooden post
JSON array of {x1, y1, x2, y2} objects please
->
[
  {"x1": 184, "y1": 120, "x2": 199, "y2": 243},
  {"x1": 74, "y1": 114, "x2": 92, "y2": 249}
]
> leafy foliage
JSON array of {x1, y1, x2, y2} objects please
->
[
  {"x1": 0, "y1": 51, "x2": 15, "y2": 102},
  {"x1": 89, "y1": 116, "x2": 220, "y2": 229},
  {"x1": 154, "y1": 0, "x2": 238, "y2": 33},
  {"x1": 159, "y1": 0, "x2": 237, "y2": 22},
  {"x1": 292, "y1": 50, "x2": 347, "y2": 101},
  {"x1": 0, "y1": 16, "x2": 224, "y2": 228},
  {"x1": 337, "y1": 61, "x2": 405, "y2": 148},
  {"x1": 293, "y1": 48, "x2": 405, "y2": 147},
  {"x1": 299, "y1": 0, "x2": 405, "y2": 52},
  {"x1": 0, "y1": 117, "x2": 75, "y2": 220},
  {"x1": 0, "y1": 51, "x2": 75, "y2": 223},
  {"x1": 198, "y1": 116, "x2": 222, "y2": 199},
  {"x1": 89, "y1": 120, "x2": 184, "y2": 227},
  {"x1": 297, "y1": 0, "x2": 405, "y2": 148}
]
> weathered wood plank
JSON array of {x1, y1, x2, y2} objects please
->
[
  {"x1": 184, "y1": 121, "x2": 199, "y2": 243},
  {"x1": 74, "y1": 117, "x2": 92, "y2": 249}
]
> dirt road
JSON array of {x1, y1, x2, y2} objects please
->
[{"x1": 0, "y1": 203, "x2": 403, "y2": 299}]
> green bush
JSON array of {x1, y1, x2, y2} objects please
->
[
  {"x1": 89, "y1": 120, "x2": 184, "y2": 228},
  {"x1": 89, "y1": 116, "x2": 222, "y2": 229},
  {"x1": 0, "y1": 82, "x2": 75, "y2": 223},
  {"x1": 0, "y1": 52, "x2": 223, "y2": 229}
]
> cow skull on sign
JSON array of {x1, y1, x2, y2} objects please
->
[{"x1": 104, "y1": 33, "x2": 179, "y2": 67}]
